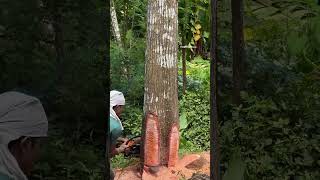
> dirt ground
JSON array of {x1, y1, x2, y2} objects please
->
[{"x1": 114, "y1": 152, "x2": 210, "y2": 180}]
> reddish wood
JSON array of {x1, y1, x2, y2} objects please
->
[
  {"x1": 167, "y1": 123, "x2": 179, "y2": 167},
  {"x1": 143, "y1": 113, "x2": 161, "y2": 167}
]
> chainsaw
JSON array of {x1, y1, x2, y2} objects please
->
[{"x1": 123, "y1": 136, "x2": 141, "y2": 157}]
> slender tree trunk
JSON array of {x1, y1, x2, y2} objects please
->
[
  {"x1": 49, "y1": 0, "x2": 65, "y2": 82},
  {"x1": 143, "y1": 0, "x2": 179, "y2": 165},
  {"x1": 110, "y1": 0, "x2": 122, "y2": 45},
  {"x1": 231, "y1": 0, "x2": 245, "y2": 105},
  {"x1": 182, "y1": 37, "x2": 187, "y2": 94},
  {"x1": 210, "y1": 0, "x2": 220, "y2": 179}
]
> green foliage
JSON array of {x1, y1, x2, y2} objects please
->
[
  {"x1": 186, "y1": 56, "x2": 210, "y2": 86},
  {"x1": 180, "y1": 90, "x2": 210, "y2": 151},
  {"x1": 247, "y1": 0, "x2": 318, "y2": 21},
  {"x1": 111, "y1": 154, "x2": 139, "y2": 169},
  {"x1": 220, "y1": 85, "x2": 320, "y2": 179},
  {"x1": 121, "y1": 105, "x2": 143, "y2": 136},
  {"x1": 222, "y1": 150, "x2": 246, "y2": 180},
  {"x1": 179, "y1": 112, "x2": 188, "y2": 130},
  {"x1": 286, "y1": 17, "x2": 320, "y2": 73},
  {"x1": 113, "y1": 0, "x2": 147, "y2": 38},
  {"x1": 179, "y1": 111, "x2": 202, "y2": 154},
  {"x1": 178, "y1": 34, "x2": 320, "y2": 178},
  {"x1": 110, "y1": 38, "x2": 145, "y2": 105}
]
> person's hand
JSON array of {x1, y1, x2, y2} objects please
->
[
  {"x1": 117, "y1": 137, "x2": 128, "y2": 143},
  {"x1": 116, "y1": 143, "x2": 129, "y2": 153}
]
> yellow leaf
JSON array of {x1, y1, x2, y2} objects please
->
[
  {"x1": 194, "y1": 34, "x2": 201, "y2": 41},
  {"x1": 244, "y1": 28, "x2": 254, "y2": 41},
  {"x1": 195, "y1": 24, "x2": 201, "y2": 30},
  {"x1": 196, "y1": 30, "x2": 201, "y2": 34}
]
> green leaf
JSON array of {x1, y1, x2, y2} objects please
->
[
  {"x1": 313, "y1": 19, "x2": 320, "y2": 43},
  {"x1": 253, "y1": 7, "x2": 279, "y2": 19},
  {"x1": 125, "y1": 29, "x2": 133, "y2": 43},
  {"x1": 180, "y1": 112, "x2": 188, "y2": 130},
  {"x1": 291, "y1": 10, "x2": 310, "y2": 19},
  {"x1": 287, "y1": 32, "x2": 307, "y2": 56},
  {"x1": 223, "y1": 151, "x2": 246, "y2": 180},
  {"x1": 203, "y1": 31, "x2": 209, "y2": 38}
]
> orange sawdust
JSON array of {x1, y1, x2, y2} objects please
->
[{"x1": 114, "y1": 152, "x2": 210, "y2": 180}]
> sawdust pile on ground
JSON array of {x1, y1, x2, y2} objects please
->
[{"x1": 114, "y1": 152, "x2": 210, "y2": 180}]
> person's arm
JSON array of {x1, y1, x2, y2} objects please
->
[{"x1": 117, "y1": 137, "x2": 128, "y2": 143}]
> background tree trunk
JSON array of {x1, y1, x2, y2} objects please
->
[
  {"x1": 49, "y1": 0, "x2": 65, "y2": 83},
  {"x1": 143, "y1": 0, "x2": 179, "y2": 165},
  {"x1": 231, "y1": 0, "x2": 245, "y2": 105},
  {"x1": 111, "y1": 0, "x2": 122, "y2": 45},
  {"x1": 210, "y1": 0, "x2": 220, "y2": 179},
  {"x1": 182, "y1": 36, "x2": 187, "y2": 94}
]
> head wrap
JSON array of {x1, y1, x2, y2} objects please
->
[
  {"x1": 0, "y1": 91, "x2": 48, "y2": 180},
  {"x1": 110, "y1": 90, "x2": 125, "y2": 130}
]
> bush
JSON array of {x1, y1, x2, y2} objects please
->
[
  {"x1": 180, "y1": 90, "x2": 210, "y2": 151},
  {"x1": 121, "y1": 105, "x2": 143, "y2": 137},
  {"x1": 220, "y1": 82, "x2": 320, "y2": 179}
]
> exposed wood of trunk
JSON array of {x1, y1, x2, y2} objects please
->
[
  {"x1": 231, "y1": 0, "x2": 245, "y2": 105},
  {"x1": 210, "y1": 0, "x2": 220, "y2": 179},
  {"x1": 110, "y1": 0, "x2": 122, "y2": 45},
  {"x1": 143, "y1": 0, "x2": 179, "y2": 165}
]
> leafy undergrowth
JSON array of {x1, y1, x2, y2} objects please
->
[{"x1": 111, "y1": 154, "x2": 140, "y2": 169}]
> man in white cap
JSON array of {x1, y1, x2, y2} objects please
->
[
  {"x1": 109, "y1": 90, "x2": 130, "y2": 179},
  {"x1": 0, "y1": 91, "x2": 48, "y2": 180},
  {"x1": 109, "y1": 90, "x2": 128, "y2": 156}
]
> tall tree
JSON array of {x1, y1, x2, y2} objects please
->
[
  {"x1": 210, "y1": 0, "x2": 220, "y2": 179},
  {"x1": 110, "y1": 0, "x2": 122, "y2": 45},
  {"x1": 231, "y1": 0, "x2": 245, "y2": 105},
  {"x1": 143, "y1": 0, "x2": 179, "y2": 165}
]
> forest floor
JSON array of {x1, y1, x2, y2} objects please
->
[{"x1": 114, "y1": 151, "x2": 210, "y2": 180}]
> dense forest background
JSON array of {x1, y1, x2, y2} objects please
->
[
  {"x1": 1, "y1": 0, "x2": 107, "y2": 179},
  {"x1": 111, "y1": 0, "x2": 320, "y2": 179}
]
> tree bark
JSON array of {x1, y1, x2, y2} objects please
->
[
  {"x1": 210, "y1": 0, "x2": 220, "y2": 179},
  {"x1": 231, "y1": 0, "x2": 245, "y2": 105},
  {"x1": 143, "y1": 0, "x2": 179, "y2": 165},
  {"x1": 110, "y1": 0, "x2": 122, "y2": 45}
]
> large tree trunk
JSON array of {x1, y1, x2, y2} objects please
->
[
  {"x1": 231, "y1": 0, "x2": 245, "y2": 105},
  {"x1": 143, "y1": 0, "x2": 179, "y2": 165},
  {"x1": 110, "y1": 0, "x2": 122, "y2": 45},
  {"x1": 210, "y1": 0, "x2": 220, "y2": 179}
]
